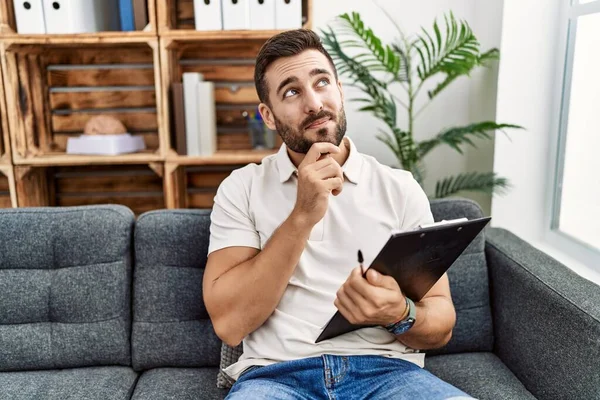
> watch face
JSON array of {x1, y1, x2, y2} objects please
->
[{"x1": 390, "y1": 319, "x2": 415, "y2": 335}]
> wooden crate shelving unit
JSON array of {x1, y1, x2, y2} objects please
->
[{"x1": 0, "y1": 0, "x2": 311, "y2": 211}]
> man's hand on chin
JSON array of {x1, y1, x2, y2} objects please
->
[{"x1": 334, "y1": 267, "x2": 408, "y2": 327}]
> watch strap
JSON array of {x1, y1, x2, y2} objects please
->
[{"x1": 385, "y1": 297, "x2": 416, "y2": 335}]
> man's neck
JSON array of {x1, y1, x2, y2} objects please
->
[{"x1": 287, "y1": 137, "x2": 351, "y2": 168}]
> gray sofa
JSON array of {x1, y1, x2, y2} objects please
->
[{"x1": 0, "y1": 199, "x2": 598, "y2": 400}]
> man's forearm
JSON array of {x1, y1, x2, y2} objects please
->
[
  {"x1": 210, "y1": 213, "x2": 312, "y2": 346},
  {"x1": 394, "y1": 296, "x2": 456, "y2": 350}
]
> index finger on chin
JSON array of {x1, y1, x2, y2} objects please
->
[{"x1": 302, "y1": 142, "x2": 341, "y2": 166}]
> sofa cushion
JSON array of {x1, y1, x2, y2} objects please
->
[
  {"x1": 0, "y1": 206, "x2": 134, "y2": 371},
  {"x1": 131, "y1": 367, "x2": 229, "y2": 399},
  {"x1": 426, "y1": 198, "x2": 494, "y2": 356},
  {"x1": 217, "y1": 341, "x2": 243, "y2": 388},
  {"x1": 425, "y1": 352, "x2": 536, "y2": 400},
  {"x1": 132, "y1": 210, "x2": 221, "y2": 371},
  {"x1": 0, "y1": 366, "x2": 138, "y2": 400}
]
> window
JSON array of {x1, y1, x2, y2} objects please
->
[{"x1": 552, "y1": 0, "x2": 600, "y2": 252}]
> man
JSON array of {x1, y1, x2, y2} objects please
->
[{"x1": 203, "y1": 29, "x2": 474, "y2": 400}]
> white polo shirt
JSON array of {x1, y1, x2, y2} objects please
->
[{"x1": 208, "y1": 137, "x2": 434, "y2": 381}]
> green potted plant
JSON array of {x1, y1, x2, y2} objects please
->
[{"x1": 320, "y1": 10, "x2": 524, "y2": 199}]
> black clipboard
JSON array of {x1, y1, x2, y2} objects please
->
[{"x1": 315, "y1": 216, "x2": 492, "y2": 343}]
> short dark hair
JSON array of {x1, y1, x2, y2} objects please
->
[{"x1": 254, "y1": 29, "x2": 338, "y2": 105}]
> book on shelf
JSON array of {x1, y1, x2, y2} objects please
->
[
  {"x1": 170, "y1": 83, "x2": 188, "y2": 156},
  {"x1": 182, "y1": 72, "x2": 217, "y2": 157}
]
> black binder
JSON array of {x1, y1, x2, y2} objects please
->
[{"x1": 315, "y1": 216, "x2": 492, "y2": 343}]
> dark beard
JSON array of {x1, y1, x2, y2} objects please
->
[{"x1": 274, "y1": 106, "x2": 347, "y2": 154}]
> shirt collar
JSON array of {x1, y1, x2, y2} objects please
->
[{"x1": 276, "y1": 137, "x2": 363, "y2": 185}]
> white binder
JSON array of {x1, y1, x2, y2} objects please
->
[
  {"x1": 13, "y1": 0, "x2": 46, "y2": 34},
  {"x1": 183, "y1": 72, "x2": 202, "y2": 157},
  {"x1": 194, "y1": 0, "x2": 223, "y2": 31},
  {"x1": 196, "y1": 81, "x2": 217, "y2": 156},
  {"x1": 42, "y1": 0, "x2": 119, "y2": 34},
  {"x1": 275, "y1": 0, "x2": 302, "y2": 29},
  {"x1": 249, "y1": 0, "x2": 275, "y2": 30},
  {"x1": 222, "y1": 0, "x2": 250, "y2": 30}
]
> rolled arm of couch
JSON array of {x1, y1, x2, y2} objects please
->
[{"x1": 485, "y1": 228, "x2": 600, "y2": 400}]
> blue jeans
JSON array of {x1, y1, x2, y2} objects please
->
[{"x1": 225, "y1": 354, "x2": 475, "y2": 400}]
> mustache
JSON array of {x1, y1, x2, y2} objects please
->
[{"x1": 301, "y1": 110, "x2": 335, "y2": 129}]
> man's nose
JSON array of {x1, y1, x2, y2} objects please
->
[{"x1": 303, "y1": 89, "x2": 323, "y2": 114}]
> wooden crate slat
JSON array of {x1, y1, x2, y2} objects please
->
[
  {"x1": 217, "y1": 133, "x2": 252, "y2": 150},
  {"x1": 56, "y1": 174, "x2": 163, "y2": 194},
  {"x1": 177, "y1": 0, "x2": 194, "y2": 20},
  {"x1": 44, "y1": 48, "x2": 153, "y2": 65},
  {"x1": 54, "y1": 164, "x2": 158, "y2": 174},
  {"x1": 215, "y1": 86, "x2": 258, "y2": 104},
  {"x1": 53, "y1": 164, "x2": 165, "y2": 214},
  {"x1": 178, "y1": 21, "x2": 195, "y2": 30},
  {"x1": 180, "y1": 64, "x2": 254, "y2": 82},
  {"x1": 57, "y1": 195, "x2": 165, "y2": 214},
  {"x1": 48, "y1": 68, "x2": 155, "y2": 87},
  {"x1": 50, "y1": 89, "x2": 156, "y2": 110},
  {"x1": 179, "y1": 40, "x2": 264, "y2": 59},
  {"x1": 16, "y1": 53, "x2": 40, "y2": 152},
  {"x1": 187, "y1": 191, "x2": 216, "y2": 208},
  {"x1": 0, "y1": 175, "x2": 8, "y2": 191},
  {"x1": 52, "y1": 111, "x2": 158, "y2": 132},
  {"x1": 15, "y1": 167, "x2": 52, "y2": 207},
  {"x1": 0, "y1": 108, "x2": 4, "y2": 156},
  {"x1": 28, "y1": 54, "x2": 52, "y2": 153},
  {"x1": 0, "y1": 196, "x2": 11, "y2": 208},
  {"x1": 52, "y1": 132, "x2": 159, "y2": 152},
  {"x1": 0, "y1": 0, "x2": 17, "y2": 34},
  {"x1": 187, "y1": 170, "x2": 234, "y2": 188}
]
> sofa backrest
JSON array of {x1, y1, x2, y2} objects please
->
[
  {"x1": 130, "y1": 198, "x2": 493, "y2": 368},
  {"x1": 426, "y1": 198, "x2": 494, "y2": 355},
  {"x1": 131, "y1": 210, "x2": 221, "y2": 371},
  {"x1": 0, "y1": 205, "x2": 134, "y2": 372}
]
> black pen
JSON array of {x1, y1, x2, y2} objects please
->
[{"x1": 358, "y1": 249, "x2": 364, "y2": 274}]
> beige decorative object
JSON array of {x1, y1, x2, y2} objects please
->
[{"x1": 83, "y1": 115, "x2": 127, "y2": 135}]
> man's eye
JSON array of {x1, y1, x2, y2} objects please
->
[
  {"x1": 284, "y1": 89, "x2": 298, "y2": 98},
  {"x1": 316, "y1": 79, "x2": 330, "y2": 87}
]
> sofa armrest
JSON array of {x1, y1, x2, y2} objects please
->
[{"x1": 485, "y1": 228, "x2": 600, "y2": 400}]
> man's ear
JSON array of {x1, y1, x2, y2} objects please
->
[
  {"x1": 337, "y1": 79, "x2": 344, "y2": 103},
  {"x1": 258, "y1": 103, "x2": 276, "y2": 130}
]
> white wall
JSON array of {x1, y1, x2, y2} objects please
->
[
  {"x1": 491, "y1": 0, "x2": 563, "y2": 239},
  {"x1": 491, "y1": 0, "x2": 600, "y2": 283},
  {"x1": 312, "y1": 0, "x2": 504, "y2": 215}
]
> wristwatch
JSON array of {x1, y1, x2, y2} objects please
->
[{"x1": 385, "y1": 297, "x2": 416, "y2": 335}]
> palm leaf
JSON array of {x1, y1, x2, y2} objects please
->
[
  {"x1": 427, "y1": 47, "x2": 500, "y2": 99},
  {"x1": 479, "y1": 48, "x2": 500, "y2": 66},
  {"x1": 418, "y1": 122, "x2": 524, "y2": 157},
  {"x1": 321, "y1": 27, "x2": 387, "y2": 92},
  {"x1": 434, "y1": 172, "x2": 510, "y2": 198},
  {"x1": 336, "y1": 12, "x2": 402, "y2": 76},
  {"x1": 376, "y1": 127, "x2": 418, "y2": 171},
  {"x1": 391, "y1": 42, "x2": 411, "y2": 83},
  {"x1": 415, "y1": 12, "x2": 480, "y2": 83},
  {"x1": 322, "y1": 26, "x2": 418, "y2": 167}
]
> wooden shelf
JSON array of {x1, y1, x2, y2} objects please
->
[
  {"x1": 167, "y1": 149, "x2": 276, "y2": 166},
  {"x1": 1, "y1": 31, "x2": 157, "y2": 48},
  {"x1": 162, "y1": 29, "x2": 293, "y2": 42},
  {"x1": 13, "y1": 152, "x2": 162, "y2": 167}
]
